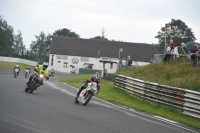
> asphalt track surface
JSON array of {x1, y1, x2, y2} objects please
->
[{"x1": 0, "y1": 69, "x2": 198, "y2": 133}]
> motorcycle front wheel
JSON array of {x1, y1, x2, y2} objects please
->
[{"x1": 83, "y1": 91, "x2": 93, "y2": 106}]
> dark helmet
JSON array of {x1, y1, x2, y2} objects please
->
[
  {"x1": 27, "y1": 66, "x2": 30, "y2": 69},
  {"x1": 43, "y1": 62, "x2": 49, "y2": 69}
]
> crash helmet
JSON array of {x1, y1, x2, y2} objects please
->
[
  {"x1": 16, "y1": 65, "x2": 19, "y2": 67},
  {"x1": 43, "y1": 62, "x2": 49, "y2": 69},
  {"x1": 27, "y1": 66, "x2": 30, "y2": 69},
  {"x1": 93, "y1": 73, "x2": 100, "y2": 82}
]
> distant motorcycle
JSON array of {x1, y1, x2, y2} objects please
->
[
  {"x1": 51, "y1": 71, "x2": 55, "y2": 77},
  {"x1": 14, "y1": 68, "x2": 19, "y2": 78},
  {"x1": 75, "y1": 82, "x2": 98, "y2": 105},
  {"x1": 25, "y1": 70, "x2": 29, "y2": 78},
  {"x1": 25, "y1": 72, "x2": 44, "y2": 93}
]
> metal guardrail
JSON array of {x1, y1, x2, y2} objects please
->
[{"x1": 114, "y1": 75, "x2": 200, "y2": 118}]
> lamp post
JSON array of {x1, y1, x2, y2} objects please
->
[
  {"x1": 164, "y1": 25, "x2": 171, "y2": 53},
  {"x1": 119, "y1": 48, "x2": 123, "y2": 60}
]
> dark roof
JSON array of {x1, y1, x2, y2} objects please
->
[{"x1": 50, "y1": 36, "x2": 159, "y2": 62}]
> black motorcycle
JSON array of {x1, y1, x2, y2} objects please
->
[{"x1": 25, "y1": 72, "x2": 44, "y2": 93}]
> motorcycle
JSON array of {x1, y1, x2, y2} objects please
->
[
  {"x1": 51, "y1": 71, "x2": 55, "y2": 77},
  {"x1": 25, "y1": 72, "x2": 44, "y2": 93},
  {"x1": 14, "y1": 68, "x2": 19, "y2": 78},
  {"x1": 75, "y1": 82, "x2": 98, "y2": 105},
  {"x1": 25, "y1": 69, "x2": 29, "y2": 78}
]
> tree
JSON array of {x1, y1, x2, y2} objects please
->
[
  {"x1": 13, "y1": 30, "x2": 26, "y2": 57},
  {"x1": 53, "y1": 28, "x2": 80, "y2": 38},
  {"x1": 155, "y1": 19, "x2": 196, "y2": 53},
  {"x1": 30, "y1": 32, "x2": 51, "y2": 63},
  {"x1": 91, "y1": 28, "x2": 108, "y2": 41},
  {"x1": 0, "y1": 16, "x2": 14, "y2": 56}
]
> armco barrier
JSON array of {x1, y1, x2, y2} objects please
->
[
  {"x1": 114, "y1": 75, "x2": 200, "y2": 118},
  {"x1": 0, "y1": 56, "x2": 38, "y2": 66}
]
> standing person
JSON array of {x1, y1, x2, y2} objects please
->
[
  {"x1": 163, "y1": 44, "x2": 171, "y2": 63},
  {"x1": 122, "y1": 58, "x2": 126, "y2": 68},
  {"x1": 181, "y1": 43, "x2": 189, "y2": 54},
  {"x1": 128, "y1": 59, "x2": 132, "y2": 66},
  {"x1": 13, "y1": 65, "x2": 20, "y2": 75},
  {"x1": 191, "y1": 44, "x2": 198, "y2": 61},
  {"x1": 118, "y1": 59, "x2": 122, "y2": 69},
  {"x1": 172, "y1": 44, "x2": 179, "y2": 62},
  {"x1": 169, "y1": 39, "x2": 175, "y2": 53}
]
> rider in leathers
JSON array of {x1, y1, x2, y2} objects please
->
[
  {"x1": 26, "y1": 62, "x2": 49, "y2": 90},
  {"x1": 75, "y1": 73, "x2": 100, "y2": 102}
]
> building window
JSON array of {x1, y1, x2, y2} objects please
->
[
  {"x1": 57, "y1": 61, "x2": 61, "y2": 63},
  {"x1": 81, "y1": 57, "x2": 89, "y2": 62}
]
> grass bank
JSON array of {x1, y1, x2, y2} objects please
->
[
  {"x1": 117, "y1": 62, "x2": 200, "y2": 92},
  {"x1": 0, "y1": 61, "x2": 35, "y2": 70},
  {"x1": 55, "y1": 74, "x2": 200, "y2": 130}
]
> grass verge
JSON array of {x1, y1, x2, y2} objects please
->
[
  {"x1": 0, "y1": 61, "x2": 35, "y2": 70},
  {"x1": 55, "y1": 74, "x2": 200, "y2": 130},
  {"x1": 116, "y1": 62, "x2": 200, "y2": 92}
]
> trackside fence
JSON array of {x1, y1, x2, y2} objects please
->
[{"x1": 114, "y1": 75, "x2": 200, "y2": 118}]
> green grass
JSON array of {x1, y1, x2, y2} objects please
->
[
  {"x1": 55, "y1": 75, "x2": 200, "y2": 130},
  {"x1": 116, "y1": 62, "x2": 200, "y2": 92},
  {"x1": 0, "y1": 61, "x2": 35, "y2": 70}
]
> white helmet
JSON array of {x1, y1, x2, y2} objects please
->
[
  {"x1": 16, "y1": 65, "x2": 19, "y2": 67},
  {"x1": 43, "y1": 62, "x2": 49, "y2": 69}
]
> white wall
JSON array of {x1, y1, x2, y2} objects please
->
[
  {"x1": 0, "y1": 56, "x2": 38, "y2": 66},
  {"x1": 48, "y1": 54, "x2": 119, "y2": 73},
  {"x1": 48, "y1": 54, "x2": 150, "y2": 73}
]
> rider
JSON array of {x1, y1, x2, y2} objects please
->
[
  {"x1": 26, "y1": 66, "x2": 31, "y2": 74},
  {"x1": 75, "y1": 72, "x2": 101, "y2": 102},
  {"x1": 51, "y1": 69, "x2": 55, "y2": 75},
  {"x1": 13, "y1": 65, "x2": 20, "y2": 75},
  {"x1": 26, "y1": 62, "x2": 49, "y2": 90}
]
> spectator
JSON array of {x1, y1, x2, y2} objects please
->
[
  {"x1": 169, "y1": 39, "x2": 175, "y2": 53},
  {"x1": 172, "y1": 44, "x2": 179, "y2": 62},
  {"x1": 178, "y1": 44, "x2": 186, "y2": 56},
  {"x1": 128, "y1": 59, "x2": 132, "y2": 66},
  {"x1": 122, "y1": 58, "x2": 126, "y2": 68},
  {"x1": 119, "y1": 59, "x2": 122, "y2": 69},
  {"x1": 150, "y1": 58, "x2": 155, "y2": 64},
  {"x1": 181, "y1": 43, "x2": 189, "y2": 54},
  {"x1": 163, "y1": 44, "x2": 171, "y2": 63},
  {"x1": 191, "y1": 44, "x2": 198, "y2": 61},
  {"x1": 196, "y1": 46, "x2": 200, "y2": 66}
]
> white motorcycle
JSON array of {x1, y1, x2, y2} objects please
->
[
  {"x1": 25, "y1": 69, "x2": 29, "y2": 78},
  {"x1": 14, "y1": 68, "x2": 19, "y2": 78},
  {"x1": 76, "y1": 82, "x2": 98, "y2": 105}
]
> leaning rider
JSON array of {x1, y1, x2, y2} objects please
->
[
  {"x1": 75, "y1": 73, "x2": 101, "y2": 102},
  {"x1": 13, "y1": 65, "x2": 20, "y2": 75},
  {"x1": 26, "y1": 66, "x2": 31, "y2": 74},
  {"x1": 26, "y1": 62, "x2": 49, "y2": 90}
]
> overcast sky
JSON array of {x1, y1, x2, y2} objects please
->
[{"x1": 0, "y1": 0, "x2": 200, "y2": 48}]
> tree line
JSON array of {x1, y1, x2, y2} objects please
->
[{"x1": 0, "y1": 16, "x2": 197, "y2": 63}]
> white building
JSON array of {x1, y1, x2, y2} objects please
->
[{"x1": 49, "y1": 36, "x2": 159, "y2": 75}]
